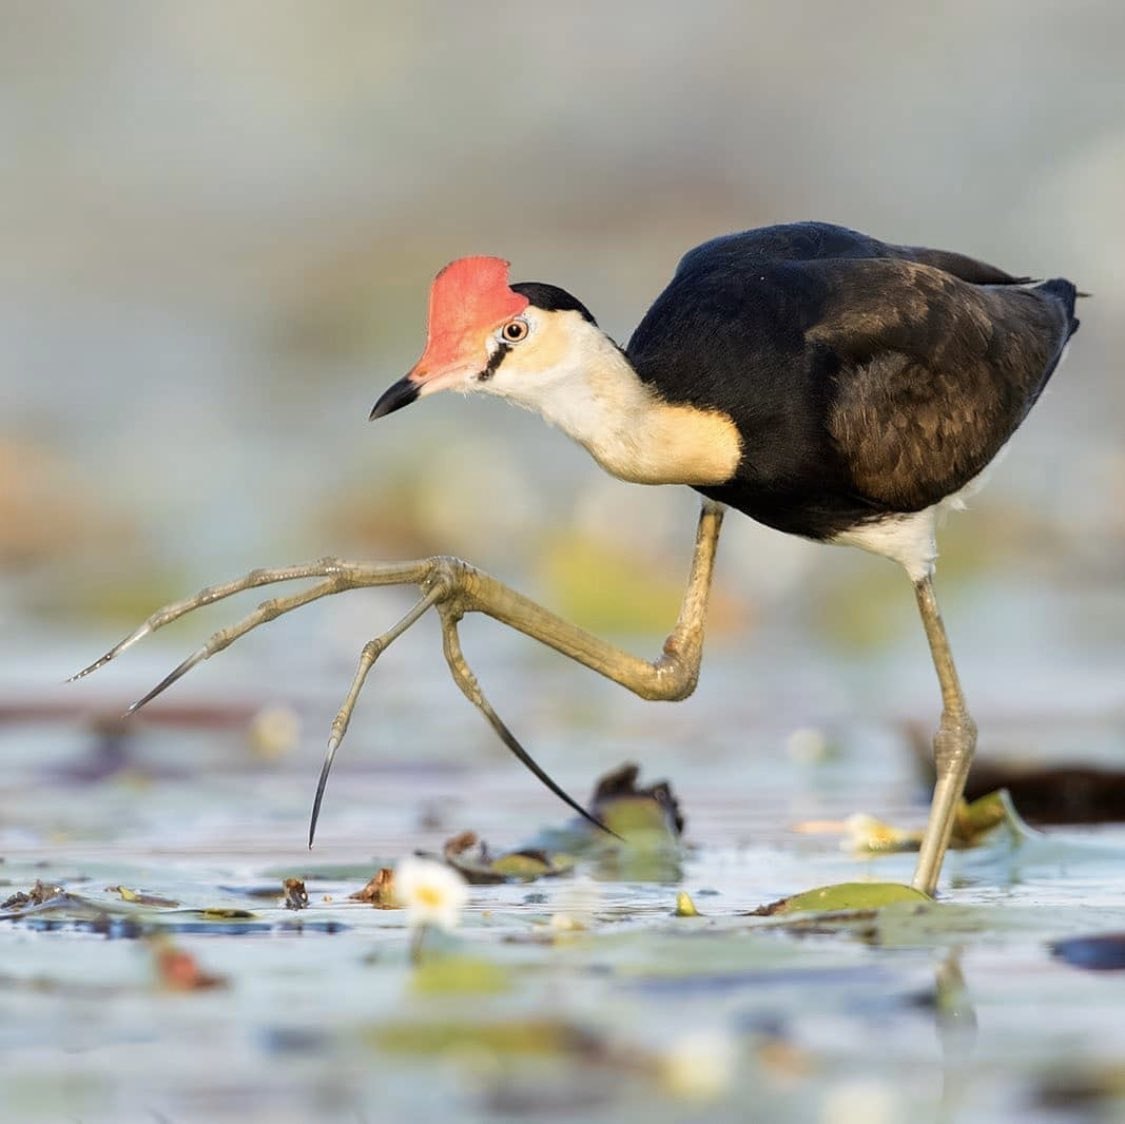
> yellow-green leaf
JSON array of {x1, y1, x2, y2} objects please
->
[
  {"x1": 952, "y1": 788, "x2": 1033, "y2": 847},
  {"x1": 757, "y1": 882, "x2": 932, "y2": 916},
  {"x1": 674, "y1": 891, "x2": 701, "y2": 917},
  {"x1": 490, "y1": 852, "x2": 557, "y2": 879},
  {"x1": 107, "y1": 885, "x2": 180, "y2": 908},
  {"x1": 600, "y1": 797, "x2": 677, "y2": 841},
  {"x1": 373, "y1": 1018, "x2": 578, "y2": 1057},
  {"x1": 410, "y1": 955, "x2": 512, "y2": 996}
]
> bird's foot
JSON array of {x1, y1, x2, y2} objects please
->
[
  {"x1": 72, "y1": 503, "x2": 725, "y2": 847},
  {"x1": 70, "y1": 553, "x2": 610, "y2": 844}
]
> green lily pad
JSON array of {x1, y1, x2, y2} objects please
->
[
  {"x1": 437, "y1": 831, "x2": 575, "y2": 884},
  {"x1": 526, "y1": 765, "x2": 686, "y2": 883},
  {"x1": 592, "y1": 763, "x2": 683, "y2": 840},
  {"x1": 410, "y1": 955, "x2": 512, "y2": 996},
  {"x1": 949, "y1": 787, "x2": 1035, "y2": 846},
  {"x1": 373, "y1": 1017, "x2": 589, "y2": 1057},
  {"x1": 754, "y1": 882, "x2": 932, "y2": 916},
  {"x1": 599, "y1": 797, "x2": 677, "y2": 841}
]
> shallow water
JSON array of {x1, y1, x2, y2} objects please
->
[{"x1": 3, "y1": 604, "x2": 1125, "y2": 1124}]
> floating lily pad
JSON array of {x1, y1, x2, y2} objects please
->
[
  {"x1": 410, "y1": 954, "x2": 512, "y2": 996},
  {"x1": 753, "y1": 882, "x2": 932, "y2": 916},
  {"x1": 952, "y1": 788, "x2": 1037, "y2": 847},
  {"x1": 591, "y1": 763, "x2": 684, "y2": 840},
  {"x1": 524, "y1": 763, "x2": 686, "y2": 882},
  {"x1": 436, "y1": 831, "x2": 575, "y2": 884},
  {"x1": 373, "y1": 1017, "x2": 594, "y2": 1057},
  {"x1": 106, "y1": 885, "x2": 181, "y2": 908}
]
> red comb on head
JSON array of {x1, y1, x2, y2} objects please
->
[{"x1": 414, "y1": 257, "x2": 530, "y2": 375}]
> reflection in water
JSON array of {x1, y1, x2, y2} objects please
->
[{"x1": 934, "y1": 949, "x2": 977, "y2": 1122}]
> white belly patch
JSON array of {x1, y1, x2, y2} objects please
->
[
  {"x1": 831, "y1": 508, "x2": 939, "y2": 581},
  {"x1": 829, "y1": 463, "x2": 996, "y2": 581}
]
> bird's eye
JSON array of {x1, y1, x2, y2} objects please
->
[{"x1": 501, "y1": 319, "x2": 529, "y2": 343}]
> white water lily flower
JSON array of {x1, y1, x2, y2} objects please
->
[
  {"x1": 659, "y1": 1029, "x2": 737, "y2": 1101},
  {"x1": 394, "y1": 857, "x2": 469, "y2": 931},
  {"x1": 820, "y1": 1078, "x2": 898, "y2": 1124},
  {"x1": 842, "y1": 812, "x2": 920, "y2": 854}
]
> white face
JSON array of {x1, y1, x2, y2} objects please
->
[{"x1": 471, "y1": 308, "x2": 600, "y2": 405}]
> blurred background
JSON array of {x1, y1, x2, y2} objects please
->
[{"x1": 2, "y1": 1, "x2": 1123, "y2": 838}]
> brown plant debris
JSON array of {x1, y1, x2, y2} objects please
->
[
  {"x1": 349, "y1": 868, "x2": 399, "y2": 908},
  {"x1": 152, "y1": 940, "x2": 228, "y2": 992},
  {"x1": 440, "y1": 831, "x2": 574, "y2": 885},
  {"x1": 282, "y1": 877, "x2": 309, "y2": 911},
  {"x1": 2, "y1": 880, "x2": 65, "y2": 911}
]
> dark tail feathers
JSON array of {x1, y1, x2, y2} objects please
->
[{"x1": 1037, "y1": 278, "x2": 1081, "y2": 338}]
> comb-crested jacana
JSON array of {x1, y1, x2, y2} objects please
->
[{"x1": 76, "y1": 222, "x2": 1079, "y2": 894}]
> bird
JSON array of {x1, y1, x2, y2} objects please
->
[{"x1": 75, "y1": 221, "x2": 1079, "y2": 895}]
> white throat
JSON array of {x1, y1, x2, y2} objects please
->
[{"x1": 486, "y1": 320, "x2": 741, "y2": 487}]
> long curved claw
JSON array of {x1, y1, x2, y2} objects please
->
[
  {"x1": 308, "y1": 588, "x2": 445, "y2": 848},
  {"x1": 70, "y1": 623, "x2": 155, "y2": 681},
  {"x1": 473, "y1": 690, "x2": 622, "y2": 840},
  {"x1": 309, "y1": 734, "x2": 343, "y2": 850},
  {"x1": 438, "y1": 611, "x2": 621, "y2": 840},
  {"x1": 69, "y1": 559, "x2": 360, "y2": 682},
  {"x1": 125, "y1": 646, "x2": 208, "y2": 714},
  {"x1": 124, "y1": 579, "x2": 338, "y2": 715}
]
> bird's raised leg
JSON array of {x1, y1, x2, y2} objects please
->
[
  {"x1": 75, "y1": 501, "x2": 726, "y2": 838},
  {"x1": 455, "y1": 498, "x2": 725, "y2": 703},
  {"x1": 911, "y1": 575, "x2": 978, "y2": 895}
]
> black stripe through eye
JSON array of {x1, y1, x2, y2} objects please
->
[{"x1": 478, "y1": 341, "x2": 511, "y2": 382}]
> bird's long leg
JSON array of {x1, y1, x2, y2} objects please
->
[
  {"x1": 75, "y1": 501, "x2": 725, "y2": 831},
  {"x1": 454, "y1": 498, "x2": 725, "y2": 702},
  {"x1": 78, "y1": 501, "x2": 724, "y2": 703},
  {"x1": 911, "y1": 575, "x2": 978, "y2": 895}
]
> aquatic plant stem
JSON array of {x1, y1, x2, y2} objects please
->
[{"x1": 410, "y1": 923, "x2": 429, "y2": 966}]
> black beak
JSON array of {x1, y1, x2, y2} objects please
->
[{"x1": 369, "y1": 376, "x2": 420, "y2": 421}]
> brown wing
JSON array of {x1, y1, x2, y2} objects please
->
[
  {"x1": 891, "y1": 244, "x2": 1032, "y2": 286},
  {"x1": 808, "y1": 259, "x2": 1075, "y2": 511}
]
